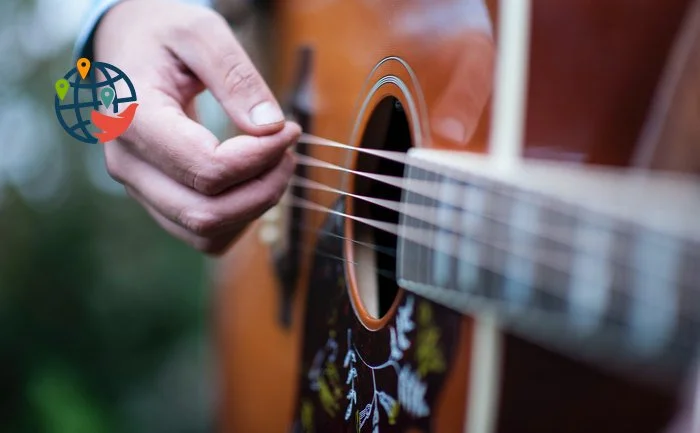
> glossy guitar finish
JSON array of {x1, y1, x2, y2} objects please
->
[
  {"x1": 214, "y1": 1, "x2": 698, "y2": 432},
  {"x1": 289, "y1": 199, "x2": 467, "y2": 432}
]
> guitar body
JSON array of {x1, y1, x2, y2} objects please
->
[{"x1": 215, "y1": 1, "x2": 698, "y2": 432}]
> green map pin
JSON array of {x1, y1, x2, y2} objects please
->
[
  {"x1": 55, "y1": 79, "x2": 69, "y2": 100},
  {"x1": 100, "y1": 87, "x2": 115, "y2": 109}
]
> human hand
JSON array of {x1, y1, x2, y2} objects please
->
[{"x1": 93, "y1": 0, "x2": 300, "y2": 254}]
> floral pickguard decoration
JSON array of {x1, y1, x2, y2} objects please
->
[{"x1": 302, "y1": 294, "x2": 447, "y2": 432}]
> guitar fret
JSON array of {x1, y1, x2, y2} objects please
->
[
  {"x1": 426, "y1": 170, "x2": 437, "y2": 289},
  {"x1": 534, "y1": 200, "x2": 572, "y2": 314},
  {"x1": 628, "y1": 229, "x2": 682, "y2": 355},
  {"x1": 569, "y1": 218, "x2": 614, "y2": 335},
  {"x1": 480, "y1": 180, "x2": 502, "y2": 301},
  {"x1": 397, "y1": 154, "x2": 700, "y2": 373},
  {"x1": 410, "y1": 167, "x2": 423, "y2": 289},
  {"x1": 432, "y1": 174, "x2": 459, "y2": 288},
  {"x1": 502, "y1": 193, "x2": 539, "y2": 313},
  {"x1": 457, "y1": 182, "x2": 485, "y2": 292},
  {"x1": 673, "y1": 244, "x2": 700, "y2": 352}
]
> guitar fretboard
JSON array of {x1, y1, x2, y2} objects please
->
[{"x1": 396, "y1": 149, "x2": 700, "y2": 379}]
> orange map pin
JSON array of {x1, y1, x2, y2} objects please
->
[{"x1": 77, "y1": 58, "x2": 91, "y2": 80}]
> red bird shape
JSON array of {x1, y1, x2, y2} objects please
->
[{"x1": 91, "y1": 103, "x2": 139, "y2": 143}]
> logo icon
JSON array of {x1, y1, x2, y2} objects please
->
[{"x1": 54, "y1": 57, "x2": 138, "y2": 144}]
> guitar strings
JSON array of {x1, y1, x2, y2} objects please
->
[
  {"x1": 291, "y1": 221, "x2": 397, "y2": 258},
  {"x1": 292, "y1": 138, "x2": 700, "y2": 278},
  {"x1": 299, "y1": 133, "x2": 409, "y2": 164},
  {"x1": 289, "y1": 173, "x2": 695, "y2": 275},
  {"x1": 283, "y1": 191, "x2": 696, "y2": 290},
  {"x1": 278, "y1": 133, "x2": 700, "y2": 325},
  {"x1": 281, "y1": 239, "x2": 397, "y2": 279},
  {"x1": 282, "y1": 219, "x2": 700, "y2": 344},
  {"x1": 295, "y1": 134, "x2": 700, "y2": 250},
  {"x1": 285, "y1": 175, "x2": 698, "y2": 291},
  {"x1": 281, "y1": 193, "x2": 700, "y2": 316},
  {"x1": 289, "y1": 245, "x2": 397, "y2": 281}
]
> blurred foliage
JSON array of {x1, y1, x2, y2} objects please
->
[{"x1": 0, "y1": 1, "x2": 214, "y2": 432}]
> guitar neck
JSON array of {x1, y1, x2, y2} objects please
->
[{"x1": 396, "y1": 148, "x2": 700, "y2": 380}]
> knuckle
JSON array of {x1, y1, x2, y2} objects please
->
[
  {"x1": 189, "y1": 162, "x2": 226, "y2": 196},
  {"x1": 179, "y1": 205, "x2": 221, "y2": 236},
  {"x1": 170, "y1": 8, "x2": 225, "y2": 44},
  {"x1": 257, "y1": 159, "x2": 293, "y2": 209},
  {"x1": 261, "y1": 181, "x2": 287, "y2": 210},
  {"x1": 197, "y1": 8, "x2": 229, "y2": 30},
  {"x1": 221, "y1": 55, "x2": 258, "y2": 95}
]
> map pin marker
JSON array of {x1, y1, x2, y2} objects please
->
[
  {"x1": 55, "y1": 78, "x2": 69, "y2": 100},
  {"x1": 77, "y1": 58, "x2": 91, "y2": 80},
  {"x1": 100, "y1": 87, "x2": 115, "y2": 110}
]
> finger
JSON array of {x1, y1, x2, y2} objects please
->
[
  {"x1": 123, "y1": 97, "x2": 301, "y2": 195},
  {"x1": 105, "y1": 140, "x2": 295, "y2": 236},
  {"x1": 166, "y1": 10, "x2": 285, "y2": 135},
  {"x1": 126, "y1": 186, "x2": 244, "y2": 255}
]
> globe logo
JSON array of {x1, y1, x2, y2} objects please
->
[{"x1": 54, "y1": 58, "x2": 138, "y2": 144}]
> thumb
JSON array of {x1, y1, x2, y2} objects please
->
[{"x1": 167, "y1": 11, "x2": 285, "y2": 136}]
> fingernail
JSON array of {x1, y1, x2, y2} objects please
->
[{"x1": 250, "y1": 101, "x2": 284, "y2": 126}]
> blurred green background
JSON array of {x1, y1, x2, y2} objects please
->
[{"x1": 0, "y1": 1, "x2": 219, "y2": 432}]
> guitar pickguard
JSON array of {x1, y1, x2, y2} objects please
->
[{"x1": 291, "y1": 198, "x2": 463, "y2": 433}]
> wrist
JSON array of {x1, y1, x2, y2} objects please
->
[{"x1": 73, "y1": 0, "x2": 125, "y2": 61}]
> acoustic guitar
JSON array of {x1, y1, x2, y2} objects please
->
[{"x1": 214, "y1": 0, "x2": 700, "y2": 432}]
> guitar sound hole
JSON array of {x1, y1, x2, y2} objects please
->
[{"x1": 350, "y1": 96, "x2": 412, "y2": 320}]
